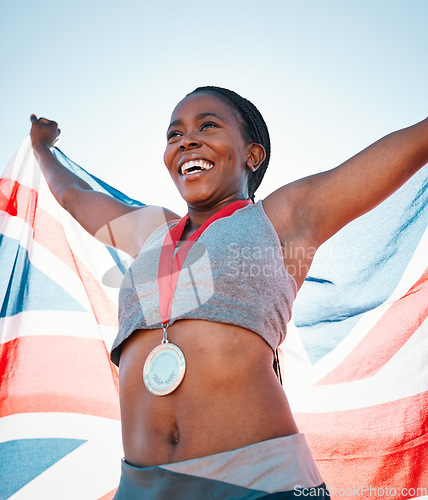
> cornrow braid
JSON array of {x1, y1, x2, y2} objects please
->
[{"x1": 188, "y1": 86, "x2": 271, "y2": 202}]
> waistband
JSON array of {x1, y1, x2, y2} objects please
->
[{"x1": 114, "y1": 433, "x2": 328, "y2": 499}]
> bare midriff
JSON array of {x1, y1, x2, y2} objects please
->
[{"x1": 118, "y1": 318, "x2": 299, "y2": 467}]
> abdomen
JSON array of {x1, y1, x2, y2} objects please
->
[{"x1": 118, "y1": 319, "x2": 299, "y2": 466}]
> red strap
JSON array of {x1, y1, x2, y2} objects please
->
[{"x1": 158, "y1": 199, "x2": 252, "y2": 325}]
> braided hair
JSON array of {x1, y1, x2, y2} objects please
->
[{"x1": 188, "y1": 86, "x2": 271, "y2": 202}]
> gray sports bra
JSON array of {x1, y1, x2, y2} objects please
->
[{"x1": 110, "y1": 201, "x2": 297, "y2": 366}]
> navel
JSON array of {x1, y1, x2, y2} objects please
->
[{"x1": 170, "y1": 428, "x2": 179, "y2": 445}]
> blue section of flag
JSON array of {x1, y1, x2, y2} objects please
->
[
  {"x1": 0, "y1": 438, "x2": 86, "y2": 499},
  {"x1": 293, "y1": 168, "x2": 428, "y2": 364},
  {"x1": 52, "y1": 148, "x2": 144, "y2": 207},
  {"x1": 0, "y1": 234, "x2": 86, "y2": 317}
]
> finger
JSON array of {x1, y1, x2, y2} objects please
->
[{"x1": 30, "y1": 114, "x2": 38, "y2": 123}]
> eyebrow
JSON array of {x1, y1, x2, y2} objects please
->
[{"x1": 167, "y1": 112, "x2": 224, "y2": 130}]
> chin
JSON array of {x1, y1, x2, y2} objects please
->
[{"x1": 179, "y1": 186, "x2": 218, "y2": 207}]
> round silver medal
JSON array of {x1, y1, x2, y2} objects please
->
[{"x1": 143, "y1": 342, "x2": 186, "y2": 396}]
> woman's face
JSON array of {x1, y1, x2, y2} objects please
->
[{"x1": 163, "y1": 92, "x2": 252, "y2": 207}]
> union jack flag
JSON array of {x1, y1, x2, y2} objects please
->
[
  {"x1": 282, "y1": 165, "x2": 428, "y2": 498},
  {"x1": 0, "y1": 138, "x2": 426, "y2": 498},
  {"x1": 0, "y1": 138, "x2": 142, "y2": 499}
]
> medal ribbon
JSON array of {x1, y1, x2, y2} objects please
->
[{"x1": 158, "y1": 199, "x2": 252, "y2": 326}]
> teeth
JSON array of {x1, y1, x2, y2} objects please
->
[{"x1": 180, "y1": 159, "x2": 213, "y2": 175}]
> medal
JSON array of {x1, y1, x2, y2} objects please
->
[
  {"x1": 143, "y1": 327, "x2": 186, "y2": 396},
  {"x1": 143, "y1": 199, "x2": 253, "y2": 396}
]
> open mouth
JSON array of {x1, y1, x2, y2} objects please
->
[{"x1": 180, "y1": 159, "x2": 214, "y2": 176}]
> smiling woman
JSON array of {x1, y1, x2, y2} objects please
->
[
  {"x1": 163, "y1": 90, "x2": 267, "y2": 213},
  {"x1": 29, "y1": 86, "x2": 428, "y2": 498}
]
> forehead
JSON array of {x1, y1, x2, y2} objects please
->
[{"x1": 169, "y1": 92, "x2": 241, "y2": 126}]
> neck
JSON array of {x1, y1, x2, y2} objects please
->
[{"x1": 186, "y1": 195, "x2": 248, "y2": 232}]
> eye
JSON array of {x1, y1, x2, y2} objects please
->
[
  {"x1": 201, "y1": 121, "x2": 218, "y2": 131},
  {"x1": 167, "y1": 130, "x2": 181, "y2": 141}
]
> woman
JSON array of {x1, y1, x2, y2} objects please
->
[{"x1": 30, "y1": 87, "x2": 428, "y2": 499}]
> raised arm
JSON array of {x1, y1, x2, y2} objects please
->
[
  {"x1": 263, "y1": 117, "x2": 428, "y2": 287},
  {"x1": 30, "y1": 116, "x2": 179, "y2": 257}
]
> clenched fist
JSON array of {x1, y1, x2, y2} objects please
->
[{"x1": 30, "y1": 115, "x2": 61, "y2": 152}]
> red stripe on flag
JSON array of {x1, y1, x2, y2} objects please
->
[
  {"x1": 317, "y1": 268, "x2": 428, "y2": 385},
  {"x1": 296, "y1": 391, "x2": 428, "y2": 498},
  {"x1": 73, "y1": 253, "x2": 119, "y2": 327},
  {"x1": 34, "y1": 207, "x2": 118, "y2": 326},
  {"x1": 0, "y1": 336, "x2": 120, "y2": 419},
  {"x1": 0, "y1": 178, "x2": 37, "y2": 222},
  {"x1": 1, "y1": 179, "x2": 118, "y2": 326}
]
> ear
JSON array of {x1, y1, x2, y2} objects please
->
[{"x1": 246, "y1": 143, "x2": 266, "y2": 172}]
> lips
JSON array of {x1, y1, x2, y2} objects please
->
[{"x1": 179, "y1": 159, "x2": 214, "y2": 176}]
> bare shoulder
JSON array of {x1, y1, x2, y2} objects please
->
[{"x1": 262, "y1": 183, "x2": 319, "y2": 290}]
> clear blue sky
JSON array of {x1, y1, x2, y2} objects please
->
[{"x1": 1, "y1": 0, "x2": 427, "y2": 214}]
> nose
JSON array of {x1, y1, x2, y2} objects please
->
[{"x1": 179, "y1": 133, "x2": 201, "y2": 150}]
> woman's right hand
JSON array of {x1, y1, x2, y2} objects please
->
[{"x1": 30, "y1": 115, "x2": 61, "y2": 153}]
